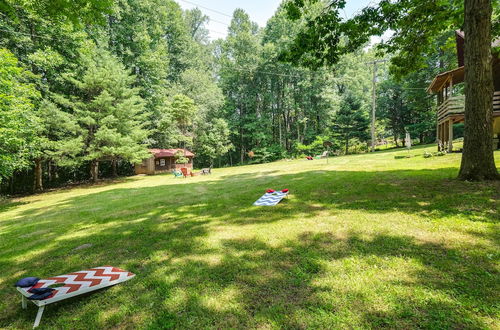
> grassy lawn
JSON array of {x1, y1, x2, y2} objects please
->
[{"x1": 1, "y1": 145, "x2": 499, "y2": 329}]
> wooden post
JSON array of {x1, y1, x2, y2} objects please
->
[
  {"x1": 448, "y1": 119, "x2": 454, "y2": 151},
  {"x1": 445, "y1": 121, "x2": 449, "y2": 149},
  {"x1": 436, "y1": 119, "x2": 440, "y2": 151},
  {"x1": 437, "y1": 123, "x2": 442, "y2": 151},
  {"x1": 371, "y1": 61, "x2": 377, "y2": 152},
  {"x1": 366, "y1": 59, "x2": 388, "y2": 152}
]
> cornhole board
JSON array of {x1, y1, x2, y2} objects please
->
[
  {"x1": 253, "y1": 190, "x2": 289, "y2": 206},
  {"x1": 17, "y1": 266, "x2": 135, "y2": 328}
]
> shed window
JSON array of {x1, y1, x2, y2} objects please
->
[{"x1": 160, "y1": 159, "x2": 166, "y2": 167}]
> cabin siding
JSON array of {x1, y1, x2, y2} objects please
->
[{"x1": 134, "y1": 149, "x2": 195, "y2": 175}]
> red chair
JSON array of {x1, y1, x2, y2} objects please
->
[{"x1": 180, "y1": 168, "x2": 189, "y2": 178}]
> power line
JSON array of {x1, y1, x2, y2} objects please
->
[
  {"x1": 179, "y1": 0, "x2": 233, "y2": 19},
  {"x1": 206, "y1": 29, "x2": 227, "y2": 36}
]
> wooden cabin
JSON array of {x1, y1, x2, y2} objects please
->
[
  {"x1": 427, "y1": 30, "x2": 500, "y2": 151},
  {"x1": 135, "y1": 149, "x2": 194, "y2": 175}
]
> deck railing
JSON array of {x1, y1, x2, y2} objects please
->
[
  {"x1": 437, "y1": 95, "x2": 465, "y2": 122},
  {"x1": 437, "y1": 91, "x2": 500, "y2": 122},
  {"x1": 494, "y1": 91, "x2": 500, "y2": 111}
]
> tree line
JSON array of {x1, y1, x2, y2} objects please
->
[{"x1": 1, "y1": 0, "x2": 488, "y2": 195}]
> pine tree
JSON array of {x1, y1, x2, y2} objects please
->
[
  {"x1": 332, "y1": 93, "x2": 370, "y2": 154},
  {"x1": 32, "y1": 99, "x2": 83, "y2": 191},
  {"x1": 67, "y1": 46, "x2": 149, "y2": 182}
]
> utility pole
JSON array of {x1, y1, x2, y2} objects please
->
[{"x1": 366, "y1": 59, "x2": 387, "y2": 152}]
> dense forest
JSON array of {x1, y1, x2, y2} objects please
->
[{"x1": 0, "y1": 0, "x2": 465, "y2": 194}]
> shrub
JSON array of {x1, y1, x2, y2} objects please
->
[
  {"x1": 292, "y1": 135, "x2": 338, "y2": 157},
  {"x1": 423, "y1": 152, "x2": 433, "y2": 158},
  {"x1": 175, "y1": 156, "x2": 189, "y2": 164},
  {"x1": 250, "y1": 145, "x2": 287, "y2": 164}
]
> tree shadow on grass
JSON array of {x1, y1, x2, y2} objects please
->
[
  {"x1": 0, "y1": 200, "x2": 29, "y2": 213},
  {"x1": 145, "y1": 232, "x2": 498, "y2": 328},
  {"x1": 0, "y1": 167, "x2": 498, "y2": 328}
]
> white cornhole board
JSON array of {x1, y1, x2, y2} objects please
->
[
  {"x1": 17, "y1": 266, "x2": 135, "y2": 328},
  {"x1": 253, "y1": 190, "x2": 289, "y2": 206}
]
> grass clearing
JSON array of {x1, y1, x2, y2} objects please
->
[{"x1": 1, "y1": 145, "x2": 499, "y2": 329}]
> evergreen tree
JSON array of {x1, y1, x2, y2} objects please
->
[
  {"x1": 64, "y1": 46, "x2": 149, "y2": 182},
  {"x1": 33, "y1": 100, "x2": 83, "y2": 190},
  {"x1": 332, "y1": 93, "x2": 370, "y2": 154}
]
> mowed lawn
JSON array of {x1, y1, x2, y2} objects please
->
[{"x1": 1, "y1": 145, "x2": 499, "y2": 329}]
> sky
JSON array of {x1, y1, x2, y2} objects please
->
[{"x1": 177, "y1": 0, "x2": 378, "y2": 40}]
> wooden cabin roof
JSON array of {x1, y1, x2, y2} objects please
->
[
  {"x1": 149, "y1": 149, "x2": 195, "y2": 158},
  {"x1": 427, "y1": 66, "x2": 464, "y2": 94}
]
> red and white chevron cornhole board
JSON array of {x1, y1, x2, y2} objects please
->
[{"x1": 17, "y1": 266, "x2": 135, "y2": 328}]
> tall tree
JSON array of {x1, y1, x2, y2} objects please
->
[
  {"x1": 459, "y1": 0, "x2": 498, "y2": 180},
  {"x1": 0, "y1": 48, "x2": 40, "y2": 181},
  {"x1": 63, "y1": 46, "x2": 149, "y2": 182},
  {"x1": 33, "y1": 100, "x2": 83, "y2": 191},
  {"x1": 332, "y1": 93, "x2": 370, "y2": 154},
  {"x1": 195, "y1": 118, "x2": 233, "y2": 167},
  {"x1": 218, "y1": 9, "x2": 262, "y2": 163},
  {"x1": 377, "y1": 79, "x2": 408, "y2": 146}
]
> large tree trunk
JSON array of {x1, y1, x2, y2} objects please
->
[
  {"x1": 90, "y1": 160, "x2": 99, "y2": 183},
  {"x1": 459, "y1": 0, "x2": 498, "y2": 180},
  {"x1": 33, "y1": 158, "x2": 43, "y2": 192}
]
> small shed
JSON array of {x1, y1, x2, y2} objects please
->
[{"x1": 135, "y1": 149, "x2": 195, "y2": 175}]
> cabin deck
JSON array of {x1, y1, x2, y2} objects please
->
[
  {"x1": 437, "y1": 91, "x2": 500, "y2": 125},
  {"x1": 436, "y1": 91, "x2": 500, "y2": 151}
]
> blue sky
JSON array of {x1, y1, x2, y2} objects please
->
[{"x1": 177, "y1": 0, "x2": 377, "y2": 40}]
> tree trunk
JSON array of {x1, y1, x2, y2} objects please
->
[
  {"x1": 9, "y1": 175, "x2": 14, "y2": 195},
  {"x1": 345, "y1": 136, "x2": 349, "y2": 155},
  {"x1": 111, "y1": 159, "x2": 118, "y2": 177},
  {"x1": 33, "y1": 158, "x2": 43, "y2": 192},
  {"x1": 47, "y1": 161, "x2": 52, "y2": 182},
  {"x1": 459, "y1": 0, "x2": 498, "y2": 180},
  {"x1": 90, "y1": 160, "x2": 99, "y2": 183}
]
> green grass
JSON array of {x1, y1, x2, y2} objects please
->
[{"x1": 1, "y1": 145, "x2": 499, "y2": 329}]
